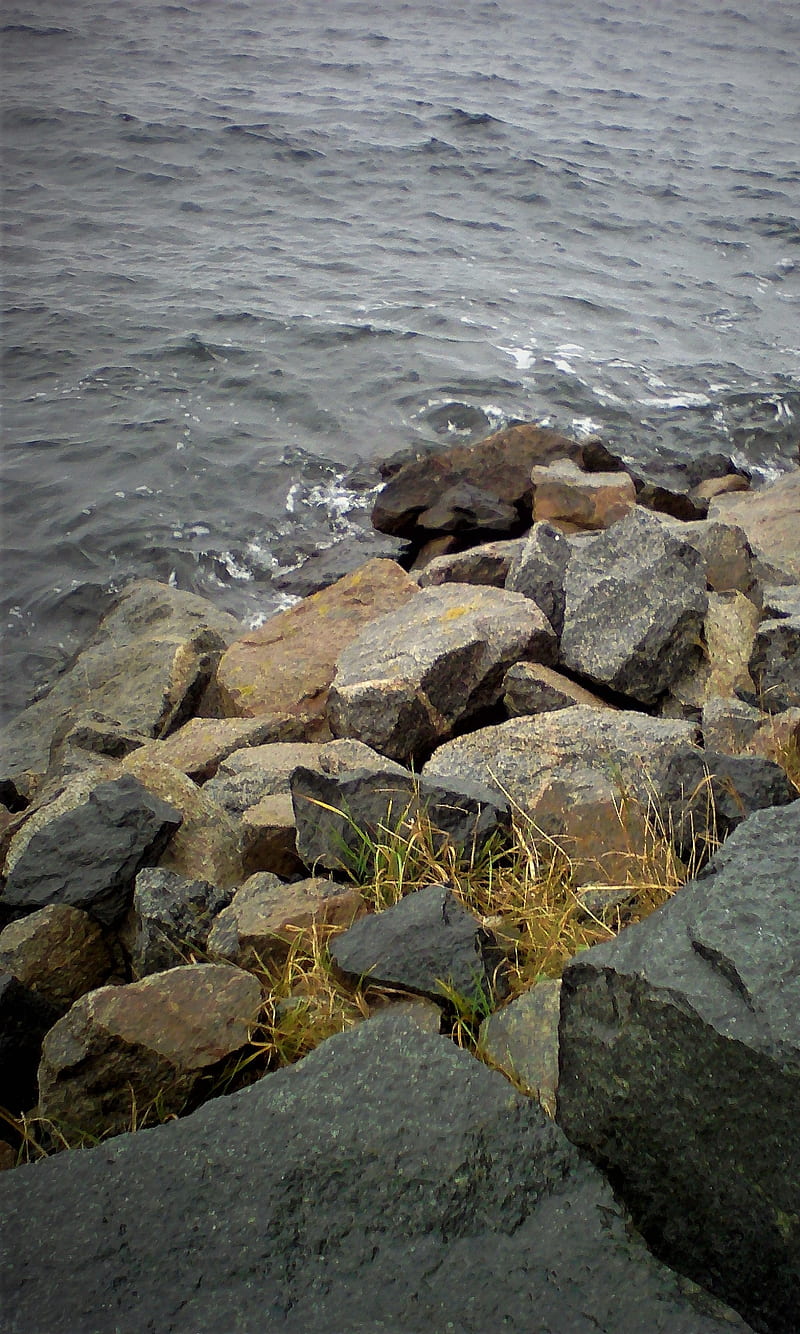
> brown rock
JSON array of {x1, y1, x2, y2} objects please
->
[
  {"x1": 37, "y1": 964, "x2": 262, "y2": 1138},
  {"x1": 241, "y1": 792, "x2": 304, "y2": 878},
  {"x1": 122, "y1": 754, "x2": 242, "y2": 889},
  {"x1": 129, "y1": 716, "x2": 281, "y2": 783},
  {"x1": 215, "y1": 559, "x2": 419, "y2": 733},
  {"x1": 690, "y1": 474, "x2": 750, "y2": 503},
  {"x1": 409, "y1": 535, "x2": 459, "y2": 571},
  {"x1": 651, "y1": 516, "x2": 757, "y2": 597},
  {"x1": 0, "y1": 906, "x2": 112, "y2": 1011},
  {"x1": 662, "y1": 591, "x2": 760, "y2": 718},
  {"x1": 531, "y1": 459, "x2": 636, "y2": 532},
  {"x1": 417, "y1": 538, "x2": 525, "y2": 589},
  {"x1": 207, "y1": 873, "x2": 365, "y2": 970},
  {"x1": 709, "y1": 469, "x2": 800, "y2": 583}
]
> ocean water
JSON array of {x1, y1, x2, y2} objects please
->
[{"x1": 1, "y1": 0, "x2": 798, "y2": 723}]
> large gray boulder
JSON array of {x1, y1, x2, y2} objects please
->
[
  {"x1": 328, "y1": 583, "x2": 557, "y2": 762},
  {"x1": 559, "y1": 507, "x2": 708, "y2": 705},
  {"x1": 557, "y1": 800, "x2": 800, "y2": 1334},
  {"x1": 0, "y1": 1010, "x2": 752, "y2": 1333}
]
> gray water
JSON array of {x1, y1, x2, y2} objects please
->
[{"x1": 2, "y1": 0, "x2": 799, "y2": 722}]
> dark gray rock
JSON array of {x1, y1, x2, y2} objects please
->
[
  {"x1": 560, "y1": 507, "x2": 708, "y2": 705},
  {"x1": 204, "y1": 738, "x2": 400, "y2": 816},
  {"x1": 417, "y1": 537, "x2": 525, "y2": 589},
  {"x1": 505, "y1": 520, "x2": 572, "y2": 635},
  {"x1": 557, "y1": 800, "x2": 800, "y2": 1334},
  {"x1": 659, "y1": 745, "x2": 796, "y2": 863},
  {"x1": 0, "y1": 971, "x2": 60, "y2": 1118},
  {"x1": 131, "y1": 869, "x2": 233, "y2": 977},
  {"x1": 416, "y1": 480, "x2": 521, "y2": 534},
  {"x1": 291, "y1": 764, "x2": 510, "y2": 873},
  {"x1": 329, "y1": 884, "x2": 507, "y2": 1006},
  {"x1": 748, "y1": 610, "x2": 800, "y2": 713},
  {"x1": 0, "y1": 1011, "x2": 753, "y2": 1333},
  {"x1": 0, "y1": 774, "x2": 182, "y2": 928}
]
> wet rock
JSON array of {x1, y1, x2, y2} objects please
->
[
  {"x1": 504, "y1": 520, "x2": 573, "y2": 635},
  {"x1": 37, "y1": 963, "x2": 262, "y2": 1139},
  {"x1": 328, "y1": 583, "x2": 557, "y2": 762},
  {"x1": 128, "y1": 716, "x2": 281, "y2": 782},
  {"x1": 215, "y1": 559, "x2": 419, "y2": 734},
  {"x1": 531, "y1": 458, "x2": 636, "y2": 531},
  {"x1": 0, "y1": 971, "x2": 60, "y2": 1118},
  {"x1": 291, "y1": 763, "x2": 510, "y2": 873},
  {"x1": 131, "y1": 869, "x2": 233, "y2": 978},
  {"x1": 560, "y1": 507, "x2": 708, "y2": 705},
  {"x1": 207, "y1": 873, "x2": 365, "y2": 970},
  {"x1": 330, "y1": 884, "x2": 507, "y2": 1006},
  {"x1": 417, "y1": 537, "x2": 525, "y2": 588},
  {"x1": 0, "y1": 1010, "x2": 751, "y2": 1334},
  {"x1": 0, "y1": 905, "x2": 112, "y2": 1010},
  {"x1": 748, "y1": 605, "x2": 800, "y2": 713},
  {"x1": 710, "y1": 469, "x2": 800, "y2": 584},
  {"x1": 557, "y1": 800, "x2": 800, "y2": 1334},
  {"x1": 122, "y1": 754, "x2": 242, "y2": 889},
  {"x1": 503, "y1": 662, "x2": 612, "y2": 716},
  {"x1": 0, "y1": 581, "x2": 240, "y2": 805},
  {"x1": 479, "y1": 979, "x2": 561, "y2": 1114},
  {"x1": 416, "y1": 480, "x2": 520, "y2": 534},
  {"x1": 372, "y1": 421, "x2": 582, "y2": 539},
  {"x1": 659, "y1": 745, "x2": 797, "y2": 863},
  {"x1": 0, "y1": 774, "x2": 182, "y2": 928}
]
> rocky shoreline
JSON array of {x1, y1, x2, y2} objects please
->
[{"x1": 1, "y1": 422, "x2": 799, "y2": 1333}]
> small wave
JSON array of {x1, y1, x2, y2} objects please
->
[
  {"x1": 0, "y1": 23, "x2": 72, "y2": 36},
  {"x1": 447, "y1": 107, "x2": 501, "y2": 128}
]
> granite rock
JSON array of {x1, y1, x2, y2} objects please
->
[
  {"x1": 0, "y1": 905, "x2": 112, "y2": 1009},
  {"x1": 417, "y1": 536, "x2": 525, "y2": 588},
  {"x1": 131, "y1": 869, "x2": 233, "y2": 977},
  {"x1": 531, "y1": 458, "x2": 636, "y2": 531},
  {"x1": 503, "y1": 661, "x2": 612, "y2": 716},
  {"x1": 505, "y1": 519, "x2": 573, "y2": 635},
  {"x1": 659, "y1": 745, "x2": 796, "y2": 863},
  {"x1": 207, "y1": 873, "x2": 365, "y2": 969}
]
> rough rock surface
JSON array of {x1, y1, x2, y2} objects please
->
[
  {"x1": 215, "y1": 559, "x2": 419, "y2": 731},
  {"x1": 0, "y1": 905, "x2": 112, "y2": 1009},
  {"x1": 662, "y1": 590, "x2": 759, "y2": 717},
  {"x1": 531, "y1": 458, "x2": 636, "y2": 531},
  {"x1": 37, "y1": 963, "x2": 262, "y2": 1138},
  {"x1": 372, "y1": 421, "x2": 582, "y2": 538},
  {"x1": 128, "y1": 716, "x2": 281, "y2": 782},
  {"x1": 748, "y1": 606, "x2": 800, "y2": 713},
  {"x1": 557, "y1": 800, "x2": 800, "y2": 1334},
  {"x1": 291, "y1": 763, "x2": 510, "y2": 872},
  {"x1": 240, "y1": 792, "x2": 303, "y2": 877},
  {"x1": 560, "y1": 507, "x2": 708, "y2": 704},
  {"x1": 0, "y1": 1011, "x2": 752, "y2": 1333},
  {"x1": 700, "y1": 696, "x2": 765, "y2": 754},
  {"x1": 659, "y1": 745, "x2": 796, "y2": 861},
  {"x1": 503, "y1": 661, "x2": 612, "y2": 716},
  {"x1": 415, "y1": 479, "x2": 520, "y2": 533},
  {"x1": 328, "y1": 583, "x2": 557, "y2": 762},
  {"x1": 131, "y1": 869, "x2": 233, "y2": 977},
  {"x1": 204, "y1": 738, "x2": 393, "y2": 814},
  {"x1": 0, "y1": 581, "x2": 240, "y2": 805},
  {"x1": 653, "y1": 517, "x2": 757, "y2": 597},
  {"x1": 122, "y1": 753, "x2": 243, "y2": 888},
  {"x1": 0, "y1": 774, "x2": 182, "y2": 928},
  {"x1": 505, "y1": 520, "x2": 573, "y2": 635},
  {"x1": 207, "y1": 873, "x2": 365, "y2": 969},
  {"x1": 0, "y1": 971, "x2": 60, "y2": 1117},
  {"x1": 709, "y1": 469, "x2": 800, "y2": 583},
  {"x1": 479, "y1": 978, "x2": 561, "y2": 1113},
  {"x1": 417, "y1": 537, "x2": 525, "y2": 588}
]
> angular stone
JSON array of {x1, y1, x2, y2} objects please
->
[
  {"x1": 479, "y1": 979, "x2": 561, "y2": 1114},
  {"x1": 37, "y1": 964, "x2": 262, "y2": 1139},
  {"x1": 531, "y1": 458, "x2": 636, "y2": 532},
  {"x1": 372, "y1": 421, "x2": 582, "y2": 539},
  {"x1": 128, "y1": 716, "x2": 281, "y2": 783},
  {"x1": 204, "y1": 738, "x2": 393, "y2": 815},
  {"x1": 0, "y1": 906, "x2": 112, "y2": 1010},
  {"x1": 0, "y1": 971, "x2": 60, "y2": 1116},
  {"x1": 560, "y1": 507, "x2": 708, "y2": 705},
  {"x1": 0, "y1": 581, "x2": 240, "y2": 805},
  {"x1": 416, "y1": 480, "x2": 520, "y2": 534},
  {"x1": 131, "y1": 870, "x2": 233, "y2": 978},
  {"x1": 207, "y1": 874, "x2": 365, "y2": 970},
  {"x1": 745, "y1": 708, "x2": 800, "y2": 767},
  {"x1": 271, "y1": 534, "x2": 409, "y2": 599},
  {"x1": 0, "y1": 1011, "x2": 751, "y2": 1334},
  {"x1": 659, "y1": 746, "x2": 797, "y2": 863},
  {"x1": 557, "y1": 800, "x2": 800, "y2": 1334},
  {"x1": 3, "y1": 767, "x2": 119, "y2": 880},
  {"x1": 651, "y1": 517, "x2": 757, "y2": 597},
  {"x1": 0, "y1": 774, "x2": 182, "y2": 928},
  {"x1": 240, "y1": 792, "x2": 303, "y2": 878},
  {"x1": 417, "y1": 537, "x2": 525, "y2": 589},
  {"x1": 690, "y1": 474, "x2": 751, "y2": 503},
  {"x1": 662, "y1": 591, "x2": 760, "y2": 718},
  {"x1": 122, "y1": 754, "x2": 242, "y2": 889},
  {"x1": 329, "y1": 583, "x2": 557, "y2": 762},
  {"x1": 710, "y1": 469, "x2": 800, "y2": 583},
  {"x1": 503, "y1": 662, "x2": 612, "y2": 717},
  {"x1": 505, "y1": 520, "x2": 573, "y2": 635},
  {"x1": 215, "y1": 559, "x2": 419, "y2": 733},
  {"x1": 330, "y1": 885, "x2": 507, "y2": 1006},
  {"x1": 700, "y1": 696, "x2": 765, "y2": 754},
  {"x1": 749, "y1": 611, "x2": 800, "y2": 713},
  {"x1": 291, "y1": 763, "x2": 510, "y2": 873}
]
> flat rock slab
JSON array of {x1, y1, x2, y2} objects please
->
[
  {"x1": 215, "y1": 559, "x2": 419, "y2": 732},
  {"x1": 0, "y1": 774, "x2": 182, "y2": 928},
  {"x1": 417, "y1": 537, "x2": 525, "y2": 588},
  {"x1": 328, "y1": 583, "x2": 557, "y2": 762},
  {"x1": 0, "y1": 1011, "x2": 752, "y2": 1333},
  {"x1": 129, "y1": 716, "x2": 281, "y2": 782},
  {"x1": 557, "y1": 799, "x2": 800, "y2": 1334}
]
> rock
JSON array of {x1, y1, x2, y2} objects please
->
[
  {"x1": 408, "y1": 533, "x2": 459, "y2": 571},
  {"x1": 504, "y1": 520, "x2": 573, "y2": 635},
  {"x1": 479, "y1": 979, "x2": 561, "y2": 1113},
  {"x1": 3, "y1": 766, "x2": 119, "y2": 880},
  {"x1": 271, "y1": 535, "x2": 409, "y2": 599},
  {"x1": 0, "y1": 906, "x2": 112, "y2": 1010},
  {"x1": 762, "y1": 584, "x2": 800, "y2": 619},
  {"x1": 215, "y1": 559, "x2": 419, "y2": 733},
  {"x1": 709, "y1": 469, "x2": 800, "y2": 583},
  {"x1": 745, "y1": 708, "x2": 800, "y2": 766},
  {"x1": 330, "y1": 885, "x2": 507, "y2": 1006},
  {"x1": 560, "y1": 507, "x2": 708, "y2": 705},
  {"x1": 240, "y1": 792, "x2": 303, "y2": 877},
  {"x1": 0, "y1": 774, "x2": 182, "y2": 928},
  {"x1": 659, "y1": 745, "x2": 797, "y2": 863},
  {"x1": 371, "y1": 421, "x2": 582, "y2": 539},
  {"x1": 503, "y1": 662, "x2": 612, "y2": 716},
  {"x1": 0, "y1": 581, "x2": 240, "y2": 806},
  {"x1": 653, "y1": 517, "x2": 758, "y2": 597},
  {"x1": 557, "y1": 800, "x2": 800, "y2": 1334},
  {"x1": 748, "y1": 607, "x2": 800, "y2": 713},
  {"x1": 328, "y1": 583, "x2": 557, "y2": 762},
  {"x1": 661, "y1": 591, "x2": 760, "y2": 718},
  {"x1": 690, "y1": 473, "x2": 751, "y2": 503},
  {"x1": 207, "y1": 873, "x2": 365, "y2": 970},
  {"x1": 121, "y1": 754, "x2": 243, "y2": 889},
  {"x1": 700, "y1": 696, "x2": 765, "y2": 754},
  {"x1": 0, "y1": 971, "x2": 60, "y2": 1117},
  {"x1": 131, "y1": 869, "x2": 233, "y2": 978},
  {"x1": 530, "y1": 458, "x2": 636, "y2": 531},
  {"x1": 37, "y1": 963, "x2": 262, "y2": 1139},
  {"x1": 0, "y1": 1011, "x2": 753, "y2": 1332},
  {"x1": 128, "y1": 716, "x2": 282, "y2": 782},
  {"x1": 417, "y1": 537, "x2": 525, "y2": 588},
  {"x1": 416, "y1": 480, "x2": 521, "y2": 534},
  {"x1": 45, "y1": 712, "x2": 146, "y2": 783},
  {"x1": 203, "y1": 738, "x2": 392, "y2": 815}
]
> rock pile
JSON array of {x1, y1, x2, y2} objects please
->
[{"x1": 1, "y1": 422, "x2": 798, "y2": 1332}]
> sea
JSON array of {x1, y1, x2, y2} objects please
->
[{"x1": 1, "y1": 0, "x2": 798, "y2": 725}]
